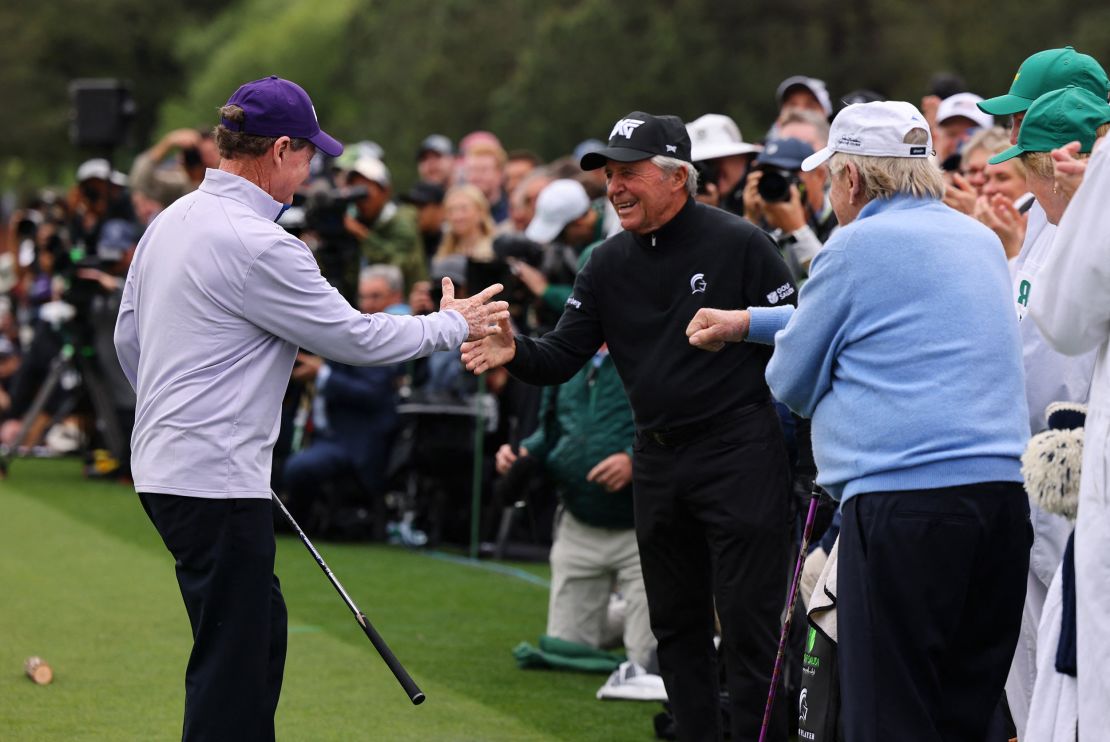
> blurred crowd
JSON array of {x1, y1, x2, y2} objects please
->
[{"x1": 3, "y1": 48, "x2": 1110, "y2": 739}]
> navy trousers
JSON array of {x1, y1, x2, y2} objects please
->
[
  {"x1": 837, "y1": 483, "x2": 1031, "y2": 742},
  {"x1": 140, "y1": 493, "x2": 287, "y2": 742}
]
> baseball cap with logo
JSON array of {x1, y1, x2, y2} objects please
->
[
  {"x1": 525, "y1": 179, "x2": 591, "y2": 243},
  {"x1": 989, "y1": 86, "x2": 1110, "y2": 164},
  {"x1": 979, "y1": 47, "x2": 1110, "y2": 117},
  {"x1": 580, "y1": 111, "x2": 692, "y2": 170},
  {"x1": 801, "y1": 101, "x2": 933, "y2": 172},
  {"x1": 776, "y1": 76, "x2": 834, "y2": 117},
  {"x1": 221, "y1": 76, "x2": 343, "y2": 157},
  {"x1": 936, "y1": 93, "x2": 994, "y2": 130},
  {"x1": 687, "y1": 114, "x2": 762, "y2": 161}
]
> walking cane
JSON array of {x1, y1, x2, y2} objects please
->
[{"x1": 758, "y1": 487, "x2": 822, "y2": 741}]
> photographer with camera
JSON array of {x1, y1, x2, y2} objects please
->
[
  {"x1": 342, "y1": 157, "x2": 427, "y2": 294},
  {"x1": 495, "y1": 179, "x2": 604, "y2": 337},
  {"x1": 129, "y1": 127, "x2": 219, "y2": 207},
  {"x1": 742, "y1": 137, "x2": 837, "y2": 282},
  {"x1": 495, "y1": 343, "x2": 657, "y2": 674},
  {"x1": 687, "y1": 114, "x2": 761, "y2": 216}
]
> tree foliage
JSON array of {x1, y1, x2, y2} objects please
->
[{"x1": 4, "y1": 0, "x2": 1110, "y2": 191}]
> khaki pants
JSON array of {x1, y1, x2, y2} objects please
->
[{"x1": 546, "y1": 509, "x2": 656, "y2": 670}]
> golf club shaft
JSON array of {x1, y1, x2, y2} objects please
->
[
  {"x1": 758, "y1": 491, "x2": 821, "y2": 742},
  {"x1": 272, "y1": 493, "x2": 426, "y2": 705}
]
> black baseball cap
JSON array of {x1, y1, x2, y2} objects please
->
[{"x1": 580, "y1": 111, "x2": 692, "y2": 170}]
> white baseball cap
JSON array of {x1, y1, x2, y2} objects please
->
[
  {"x1": 936, "y1": 92, "x2": 994, "y2": 130},
  {"x1": 686, "y1": 114, "x2": 762, "y2": 161},
  {"x1": 76, "y1": 158, "x2": 111, "y2": 182},
  {"x1": 525, "y1": 179, "x2": 591, "y2": 243},
  {"x1": 349, "y1": 157, "x2": 391, "y2": 188},
  {"x1": 801, "y1": 101, "x2": 934, "y2": 171}
]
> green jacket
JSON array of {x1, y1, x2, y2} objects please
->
[
  {"x1": 520, "y1": 351, "x2": 635, "y2": 529},
  {"x1": 359, "y1": 202, "x2": 428, "y2": 291}
]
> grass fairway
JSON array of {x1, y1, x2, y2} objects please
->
[{"x1": 0, "y1": 459, "x2": 658, "y2": 740}]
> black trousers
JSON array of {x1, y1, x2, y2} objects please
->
[
  {"x1": 837, "y1": 483, "x2": 1032, "y2": 742},
  {"x1": 633, "y1": 403, "x2": 792, "y2": 742},
  {"x1": 140, "y1": 493, "x2": 287, "y2": 742}
]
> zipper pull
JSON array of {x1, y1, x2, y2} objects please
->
[{"x1": 651, "y1": 234, "x2": 657, "y2": 247}]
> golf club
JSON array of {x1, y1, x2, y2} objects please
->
[
  {"x1": 758, "y1": 486, "x2": 822, "y2": 741},
  {"x1": 271, "y1": 491, "x2": 426, "y2": 705}
]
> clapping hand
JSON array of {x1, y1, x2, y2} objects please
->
[{"x1": 1052, "y1": 141, "x2": 1087, "y2": 202}]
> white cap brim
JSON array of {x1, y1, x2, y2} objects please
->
[
  {"x1": 801, "y1": 147, "x2": 834, "y2": 172},
  {"x1": 525, "y1": 216, "x2": 564, "y2": 244},
  {"x1": 691, "y1": 141, "x2": 762, "y2": 162}
]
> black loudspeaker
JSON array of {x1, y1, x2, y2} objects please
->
[{"x1": 69, "y1": 79, "x2": 136, "y2": 148}]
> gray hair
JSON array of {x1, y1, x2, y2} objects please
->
[
  {"x1": 650, "y1": 155, "x2": 698, "y2": 198},
  {"x1": 359, "y1": 263, "x2": 403, "y2": 294},
  {"x1": 827, "y1": 127, "x2": 945, "y2": 201},
  {"x1": 778, "y1": 108, "x2": 831, "y2": 148}
]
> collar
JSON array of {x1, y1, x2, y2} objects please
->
[
  {"x1": 856, "y1": 193, "x2": 936, "y2": 221},
  {"x1": 633, "y1": 197, "x2": 697, "y2": 248},
  {"x1": 199, "y1": 168, "x2": 286, "y2": 222},
  {"x1": 375, "y1": 200, "x2": 398, "y2": 228}
]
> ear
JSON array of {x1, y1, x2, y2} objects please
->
[
  {"x1": 846, "y1": 162, "x2": 863, "y2": 205},
  {"x1": 675, "y1": 165, "x2": 691, "y2": 193},
  {"x1": 272, "y1": 136, "x2": 291, "y2": 165}
]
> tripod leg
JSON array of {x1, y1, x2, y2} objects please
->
[
  {"x1": 76, "y1": 355, "x2": 127, "y2": 462},
  {"x1": 7, "y1": 354, "x2": 71, "y2": 452}
]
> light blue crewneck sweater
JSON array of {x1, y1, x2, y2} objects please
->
[{"x1": 747, "y1": 194, "x2": 1029, "y2": 501}]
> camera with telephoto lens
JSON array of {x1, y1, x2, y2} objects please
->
[
  {"x1": 693, "y1": 159, "x2": 720, "y2": 196},
  {"x1": 756, "y1": 166, "x2": 802, "y2": 203}
]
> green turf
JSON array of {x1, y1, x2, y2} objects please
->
[{"x1": 0, "y1": 459, "x2": 659, "y2": 740}]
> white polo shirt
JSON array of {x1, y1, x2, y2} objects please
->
[{"x1": 115, "y1": 168, "x2": 467, "y2": 499}]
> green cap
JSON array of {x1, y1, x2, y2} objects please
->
[
  {"x1": 989, "y1": 85, "x2": 1110, "y2": 164},
  {"x1": 978, "y1": 46, "x2": 1110, "y2": 116}
]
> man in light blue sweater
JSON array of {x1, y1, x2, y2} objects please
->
[{"x1": 687, "y1": 101, "x2": 1032, "y2": 741}]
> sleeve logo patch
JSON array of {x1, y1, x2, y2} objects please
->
[
  {"x1": 766, "y1": 283, "x2": 796, "y2": 304},
  {"x1": 566, "y1": 296, "x2": 582, "y2": 310}
]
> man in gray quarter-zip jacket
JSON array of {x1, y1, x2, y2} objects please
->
[{"x1": 114, "y1": 76, "x2": 507, "y2": 742}]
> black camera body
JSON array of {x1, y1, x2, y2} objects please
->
[{"x1": 756, "y1": 166, "x2": 802, "y2": 203}]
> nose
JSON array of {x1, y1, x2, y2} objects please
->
[{"x1": 607, "y1": 175, "x2": 623, "y2": 200}]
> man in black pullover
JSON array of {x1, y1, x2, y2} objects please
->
[{"x1": 463, "y1": 112, "x2": 796, "y2": 741}]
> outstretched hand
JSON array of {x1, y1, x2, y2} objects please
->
[
  {"x1": 439, "y1": 278, "x2": 511, "y2": 342},
  {"x1": 686, "y1": 308, "x2": 749, "y2": 352},
  {"x1": 461, "y1": 317, "x2": 516, "y2": 374}
]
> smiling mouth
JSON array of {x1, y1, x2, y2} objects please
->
[{"x1": 614, "y1": 199, "x2": 638, "y2": 214}]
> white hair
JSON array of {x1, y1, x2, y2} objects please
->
[
  {"x1": 359, "y1": 263, "x2": 403, "y2": 294},
  {"x1": 650, "y1": 155, "x2": 698, "y2": 197}
]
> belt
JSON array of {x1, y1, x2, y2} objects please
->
[{"x1": 642, "y1": 400, "x2": 769, "y2": 448}]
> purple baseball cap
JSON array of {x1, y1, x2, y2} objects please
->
[{"x1": 221, "y1": 76, "x2": 343, "y2": 157}]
